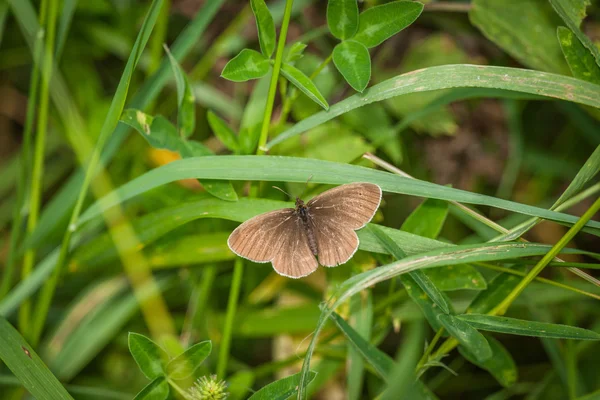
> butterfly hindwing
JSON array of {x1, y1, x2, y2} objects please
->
[{"x1": 272, "y1": 215, "x2": 318, "y2": 278}]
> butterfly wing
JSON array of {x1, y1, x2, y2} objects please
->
[
  {"x1": 227, "y1": 208, "x2": 318, "y2": 278},
  {"x1": 307, "y1": 183, "x2": 382, "y2": 267}
]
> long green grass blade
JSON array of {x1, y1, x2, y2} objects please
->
[
  {"x1": 0, "y1": 316, "x2": 74, "y2": 399},
  {"x1": 267, "y1": 64, "x2": 600, "y2": 149},
  {"x1": 77, "y1": 156, "x2": 600, "y2": 233}
]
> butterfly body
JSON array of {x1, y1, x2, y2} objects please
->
[
  {"x1": 295, "y1": 197, "x2": 319, "y2": 255},
  {"x1": 227, "y1": 183, "x2": 382, "y2": 278}
]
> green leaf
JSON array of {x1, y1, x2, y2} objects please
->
[
  {"x1": 347, "y1": 292, "x2": 372, "y2": 400},
  {"x1": 267, "y1": 65, "x2": 600, "y2": 150},
  {"x1": 221, "y1": 49, "x2": 271, "y2": 82},
  {"x1": 207, "y1": 110, "x2": 239, "y2": 152},
  {"x1": 251, "y1": 0, "x2": 276, "y2": 58},
  {"x1": 558, "y1": 27, "x2": 600, "y2": 84},
  {"x1": 166, "y1": 340, "x2": 212, "y2": 379},
  {"x1": 327, "y1": 0, "x2": 359, "y2": 40},
  {"x1": 248, "y1": 371, "x2": 318, "y2": 400},
  {"x1": 332, "y1": 40, "x2": 371, "y2": 92},
  {"x1": 128, "y1": 333, "x2": 168, "y2": 380},
  {"x1": 280, "y1": 63, "x2": 329, "y2": 110},
  {"x1": 133, "y1": 376, "x2": 169, "y2": 400},
  {"x1": 438, "y1": 314, "x2": 492, "y2": 362},
  {"x1": 165, "y1": 45, "x2": 196, "y2": 138},
  {"x1": 457, "y1": 314, "x2": 600, "y2": 340},
  {"x1": 353, "y1": 1, "x2": 423, "y2": 48},
  {"x1": 459, "y1": 335, "x2": 517, "y2": 388},
  {"x1": 368, "y1": 225, "x2": 452, "y2": 318},
  {"x1": 469, "y1": 0, "x2": 570, "y2": 74},
  {"x1": 549, "y1": 0, "x2": 600, "y2": 68},
  {"x1": 120, "y1": 109, "x2": 238, "y2": 202},
  {"x1": 330, "y1": 311, "x2": 394, "y2": 380},
  {"x1": 285, "y1": 41, "x2": 307, "y2": 63},
  {"x1": 401, "y1": 198, "x2": 448, "y2": 240},
  {"x1": 0, "y1": 317, "x2": 74, "y2": 400},
  {"x1": 467, "y1": 266, "x2": 527, "y2": 314},
  {"x1": 77, "y1": 156, "x2": 600, "y2": 234},
  {"x1": 424, "y1": 265, "x2": 487, "y2": 291}
]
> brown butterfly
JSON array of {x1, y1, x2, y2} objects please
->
[{"x1": 227, "y1": 183, "x2": 382, "y2": 278}]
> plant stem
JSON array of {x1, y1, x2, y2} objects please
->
[
  {"x1": 217, "y1": 258, "x2": 244, "y2": 378},
  {"x1": 256, "y1": 0, "x2": 295, "y2": 154},
  {"x1": 0, "y1": 16, "x2": 46, "y2": 301},
  {"x1": 19, "y1": 0, "x2": 57, "y2": 342},
  {"x1": 415, "y1": 327, "x2": 444, "y2": 371}
]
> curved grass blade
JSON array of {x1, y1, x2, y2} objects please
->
[
  {"x1": 266, "y1": 65, "x2": 600, "y2": 149},
  {"x1": 76, "y1": 156, "x2": 600, "y2": 234},
  {"x1": 437, "y1": 314, "x2": 492, "y2": 362},
  {"x1": 330, "y1": 311, "x2": 394, "y2": 380},
  {"x1": 0, "y1": 317, "x2": 74, "y2": 400}
]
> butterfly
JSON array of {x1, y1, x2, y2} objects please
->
[{"x1": 227, "y1": 183, "x2": 382, "y2": 278}]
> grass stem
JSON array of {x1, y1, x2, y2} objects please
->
[
  {"x1": 217, "y1": 258, "x2": 244, "y2": 378},
  {"x1": 257, "y1": 0, "x2": 295, "y2": 154}
]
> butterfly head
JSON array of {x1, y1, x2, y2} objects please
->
[{"x1": 295, "y1": 197, "x2": 305, "y2": 208}]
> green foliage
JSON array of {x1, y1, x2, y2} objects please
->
[
  {"x1": 221, "y1": 49, "x2": 271, "y2": 82},
  {"x1": 332, "y1": 40, "x2": 371, "y2": 92},
  {"x1": 352, "y1": 1, "x2": 424, "y2": 48},
  {"x1": 3, "y1": 1, "x2": 600, "y2": 399},
  {"x1": 251, "y1": 0, "x2": 276, "y2": 58}
]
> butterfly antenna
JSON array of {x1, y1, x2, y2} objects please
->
[
  {"x1": 272, "y1": 185, "x2": 293, "y2": 200},
  {"x1": 299, "y1": 175, "x2": 313, "y2": 198}
]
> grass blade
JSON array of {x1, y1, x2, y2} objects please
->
[
  {"x1": 0, "y1": 317, "x2": 74, "y2": 400},
  {"x1": 457, "y1": 315, "x2": 600, "y2": 340},
  {"x1": 77, "y1": 156, "x2": 600, "y2": 233},
  {"x1": 267, "y1": 64, "x2": 600, "y2": 149}
]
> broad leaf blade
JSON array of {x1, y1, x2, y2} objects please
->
[
  {"x1": 457, "y1": 314, "x2": 600, "y2": 340},
  {"x1": 438, "y1": 314, "x2": 492, "y2": 362},
  {"x1": 353, "y1": 1, "x2": 423, "y2": 48},
  {"x1": 0, "y1": 317, "x2": 74, "y2": 400},
  {"x1": 221, "y1": 49, "x2": 271, "y2": 82},
  {"x1": 558, "y1": 27, "x2": 600, "y2": 85},
  {"x1": 332, "y1": 40, "x2": 371, "y2": 92},
  {"x1": 207, "y1": 110, "x2": 239, "y2": 152},
  {"x1": 165, "y1": 46, "x2": 196, "y2": 138},
  {"x1": 280, "y1": 62, "x2": 329, "y2": 110},
  {"x1": 128, "y1": 333, "x2": 168, "y2": 380},
  {"x1": 549, "y1": 0, "x2": 600, "y2": 68},
  {"x1": 470, "y1": 0, "x2": 570, "y2": 74},
  {"x1": 251, "y1": 0, "x2": 276, "y2": 58},
  {"x1": 459, "y1": 335, "x2": 517, "y2": 388},
  {"x1": 327, "y1": 0, "x2": 359, "y2": 40},
  {"x1": 166, "y1": 340, "x2": 212, "y2": 379},
  {"x1": 248, "y1": 371, "x2": 318, "y2": 400},
  {"x1": 401, "y1": 198, "x2": 448, "y2": 240}
]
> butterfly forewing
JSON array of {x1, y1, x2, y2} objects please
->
[
  {"x1": 227, "y1": 209, "x2": 296, "y2": 263},
  {"x1": 307, "y1": 183, "x2": 381, "y2": 266},
  {"x1": 227, "y1": 208, "x2": 318, "y2": 278}
]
